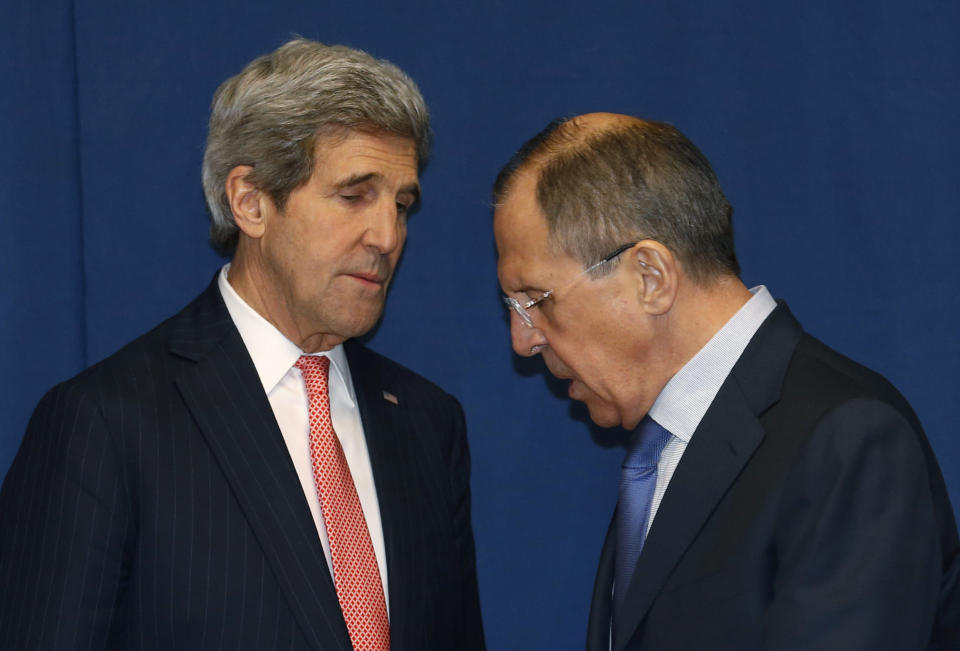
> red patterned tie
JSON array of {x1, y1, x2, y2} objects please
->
[{"x1": 295, "y1": 355, "x2": 390, "y2": 651}]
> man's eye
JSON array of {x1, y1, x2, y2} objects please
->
[
  {"x1": 521, "y1": 292, "x2": 547, "y2": 306},
  {"x1": 397, "y1": 202, "x2": 411, "y2": 216},
  {"x1": 530, "y1": 291, "x2": 555, "y2": 308},
  {"x1": 340, "y1": 194, "x2": 362, "y2": 203}
]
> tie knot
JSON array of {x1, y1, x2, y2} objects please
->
[
  {"x1": 623, "y1": 416, "x2": 672, "y2": 469},
  {"x1": 295, "y1": 354, "x2": 330, "y2": 373},
  {"x1": 295, "y1": 355, "x2": 331, "y2": 388}
]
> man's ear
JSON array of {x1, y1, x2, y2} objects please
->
[
  {"x1": 225, "y1": 165, "x2": 267, "y2": 239},
  {"x1": 632, "y1": 240, "x2": 678, "y2": 316}
]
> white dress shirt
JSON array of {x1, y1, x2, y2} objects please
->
[
  {"x1": 644, "y1": 285, "x2": 777, "y2": 534},
  {"x1": 217, "y1": 264, "x2": 389, "y2": 615}
]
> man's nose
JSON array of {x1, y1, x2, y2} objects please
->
[
  {"x1": 363, "y1": 200, "x2": 403, "y2": 254},
  {"x1": 509, "y1": 311, "x2": 548, "y2": 357}
]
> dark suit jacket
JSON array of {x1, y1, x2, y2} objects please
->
[
  {"x1": 587, "y1": 304, "x2": 959, "y2": 651},
  {"x1": 0, "y1": 277, "x2": 485, "y2": 650}
]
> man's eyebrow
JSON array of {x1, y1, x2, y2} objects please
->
[
  {"x1": 334, "y1": 172, "x2": 379, "y2": 190},
  {"x1": 334, "y1": 173, "x2": 421, "y2": 202},
  {"x1": 503, "y1": 278, "x2": 547, "y2": 296}
]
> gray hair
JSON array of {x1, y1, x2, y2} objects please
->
[
  {"x1": 202, "y1": 38, "x2": 430, "y2": 254},
  {"x1": 493, "y1": 118, "x2": 739, "y2": 283}
]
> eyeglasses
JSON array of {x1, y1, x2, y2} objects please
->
[{"x1": 502, "y1": 242, "x2": 639, "y2": 328}]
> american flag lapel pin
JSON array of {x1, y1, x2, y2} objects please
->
[{"x1": 382, "y1": 390, "x2": 399, "y2": 405}]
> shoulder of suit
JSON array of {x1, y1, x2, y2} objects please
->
[
  {"x1": 54, "y1": 290, "x2": 210, "y2": 399},
  {"x1": 778, "y1": 332, "x2": 921, "y2": 432}
]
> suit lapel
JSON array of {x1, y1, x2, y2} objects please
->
[
  {"x1": 612, "y1": 390, "x2": 765, "y2": 650},
  {"x1": 345, "y1": 342, "x2": 417, "y2": 650},
  {"x1": 170, "y1": 279, "x2": 352, "y2": 651},
  {"x1": 612, "y1": 304, "x2": 803, "y2": 650}
]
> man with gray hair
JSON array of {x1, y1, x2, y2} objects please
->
[
  {"x1": 0, "y1": 39, "x2": 485, "y2": 650},
  {"x1": 493, "y1": 113, "x2": 958, "y2": 650}
]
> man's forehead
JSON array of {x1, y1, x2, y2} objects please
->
[
  {"x1": 494, "y1": 181, "x2": 545, "y2": 255},
  {"x1": 494, "y1": 176, "x2": 575, "y2": 289},
  {"x1": 314, "y1": 130, "x2": 419, "y2": 175}
]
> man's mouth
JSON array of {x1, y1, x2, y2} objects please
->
[
  {"x1": 346, "y1": 271, "x2": 386, "y2": 287},
  {"x1": 545, "y1": 364, "x2": 580, "y2": 398}
]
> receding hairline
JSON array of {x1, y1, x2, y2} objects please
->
[{"x1": 496, "y1": 113, "x2": 654, "y2": 201}]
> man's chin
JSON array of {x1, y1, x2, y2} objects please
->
[
  {"x1": 335, "y1": 307, "x2": 385, "y2": 340},
  {"x1": 580, "y1": 398, "x2": 623, "y2": 429}
]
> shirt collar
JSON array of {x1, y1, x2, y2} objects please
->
[
  {"x1": 647, "y1": 285, "x2": 776, "y2": 441},
  {"x1": 217, "y1": 264, "x2": 356, "y2": 404}
]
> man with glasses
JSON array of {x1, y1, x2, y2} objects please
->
[{"x1": 493, "y1": 113, "x2": 958, "y2": 650}]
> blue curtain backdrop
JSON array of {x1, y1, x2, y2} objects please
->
[{"x1": 2, "y1": 1, "x2": 958, "y2": 648}]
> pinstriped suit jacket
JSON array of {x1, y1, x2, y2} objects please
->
[{"x1": 0, "y1": 276, "x2": 485, "y2": 650}]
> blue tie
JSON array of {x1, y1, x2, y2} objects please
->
[{"x1": 614, "y1": 416, "x2": 672, "y2": 618}]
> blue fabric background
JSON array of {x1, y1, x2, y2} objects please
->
[{"x1": 2, "y1": 1, "x2": 958, "y2": 647}]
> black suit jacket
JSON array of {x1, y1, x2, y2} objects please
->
[
  {"x1": 587, "y1": 304, "x2": 959, "y2": 651},
  {"x1": 0, "y1": 277, "x2": 485, "y2": 650}
]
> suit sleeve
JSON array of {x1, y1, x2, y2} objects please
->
[
  {"x1": 448, "y1": 398, "x2": 486, "y2": 650},
  {"x1": 763, "y1": 398, "x2": 943, "y2": 650},
  {"x1": 0, "y1": 382, "x2": 131, "y2": 649}
]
